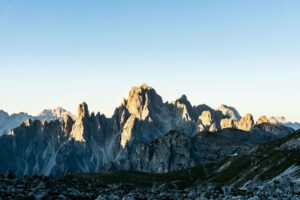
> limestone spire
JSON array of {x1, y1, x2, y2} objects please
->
[{"x1": 70, "y1": 102, "x2": 90, "y2": 142}]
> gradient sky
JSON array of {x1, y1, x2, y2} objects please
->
[{"x1": 0, "y1": 0, "x2": 299, "y2": 121}]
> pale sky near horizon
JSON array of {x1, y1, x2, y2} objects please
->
[{"x1": 0, "y1": 0, "x2": 300, "y2": 122}]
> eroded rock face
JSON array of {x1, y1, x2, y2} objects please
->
[
  {"x1": 220, "y1": 118, "x2": 235, "y2": 129},
  {"x1": 172, "y1": 95, "x2": 194, "y2": 122},
  {"x1": 237, "y1": 114, "x2": 254, "y2": 131},
  {"x1": 196, "y1": 110, "x2": 223, "y2": 132},
  {"x1": 113, "y1": 98, "x2": 130, "y2": 129},
  {"x1": 256, "y1": 115, "x2": 270, "y2": 125},
  {"x1": 0, "y1": 119, "x2": 69, "y2": 177},
  {"x1": 63, "y1": 114, "x2": 74, "y2": 136},
  {"x1": 253, "y1": 123, "x2": 294, "y2": 136},
  {"x1": 126, "y1": 84, "x2": 163, "y2": 120},
  {"x1": 217, "y1": 104, "x2": 241, "y2": 121},
  {"x1": 209, "y1": 123, "x2": 218, "y2": 132},
  {"x1": 70, "y1": 103, "x2": 90, "y2": 142},
  {"x1": 0, "y1": 104, "x2": 121, "y2": 177},
  {"x1": 118, "y1": 129, "x2": 284, "y2": 173},
  {"x1": 120, "y1": 84, "x2": 172, "y2": 148},
  {"x1": 126, "y1": 131, "x2": 236, "y2": 173},
  {"x1": 127, "y1": 131, "x2": 194, "y2": 172},
  {"x1": 120, "y1": 115, "x2": 136, "y2": 148},
  {"x1": 199, "y1": 111, "x2": 213, "y2": 127}
]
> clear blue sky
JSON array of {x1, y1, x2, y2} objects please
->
[{"x1": 0, "y1": 0, "x2": 299, "y2": 121}]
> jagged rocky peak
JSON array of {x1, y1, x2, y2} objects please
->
[
  {"x1": 237, "y1": 114, "x2": 254, "y2": 131},
  {"x1": 197, "y1": 110, "x2": 219, "y2": 132},
  {"x1": 120, "y1": 84, "x2": 173, "y2": 148},
  {"x1": 173, "y1": 94, "x2": 194, "y2": 121},
  {"x1": 174, "y1": 95, "x2": 191, "y2": 108},
  {"x1": 269, "y1": 116, "x2": 289, "y2": 124},
  {"x1": 176, "y1": 94, "x2": 191, "y2": 106},
  {"x1": 275, "y1": 116, "x2": 289, "y2": 123},
  {"x1": 77, "y1": 102, "x2": 89, "y2": 119},
  {"x1": 0, "y1": 110, "x2": 9, "y2": 119},
  {"x1": 63, "y1": 114, "x2": 75, "y2": 136},
  {"x1": 113, "y1": 98, "x2": 130, "y2": 129},
  {"x1": 24, "y1": 118, "x2": 33, "y2": 127},
  {"x1": 38, "y1": 106, "x2": 74, "y2": 120},
  {"x1": 256, "y1": 115, "x2": 270, "y2": 125},
  {"x1": 120, "y1": 98, "x2": 127, "y2": 107},
  {"x1": 217, "y1": 104, "x2": 241, "y2": 121},
  {"x1": 126, "y1": 84, "x2": 163, "y2": 120},
  {"x1": 199, "y1": 111, "x2": 213, "y2": 127},
  {"x1": 70, "y1": 102, "x2": 90, "y2": 142}
]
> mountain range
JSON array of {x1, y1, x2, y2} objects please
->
[
  {"x1": 0, "y1": 84, "x2": 298, "y2": 177},
  {"x1": 0, "y1": 107, "x2": 73, "y2": 135},
  {"x1": 269, "y1": 116, "x2": 300, "y2": 131}
]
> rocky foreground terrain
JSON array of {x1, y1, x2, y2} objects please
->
[{"x1": 0, "y1": 174, "x2": 299, "y2": 200}]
